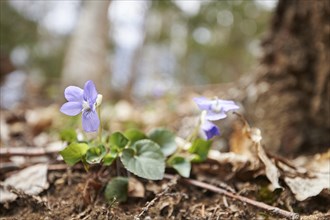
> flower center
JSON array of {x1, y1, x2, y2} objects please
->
[
  {"x1": 82, "y1": 101, "x2": 90, "y2": 112},
  {"x1": 211, "y1": 100, "x2": 222, "y2": 113}
]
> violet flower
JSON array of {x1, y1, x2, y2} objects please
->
[
  {"x1": 200, "y1": 119, "x2": 220, "y2": 140},
  {"x1": 193, "y1": 97, "x2": 239, "y2": 121},
  {"x1": 194, "y1": 97, "x2": 239, "y2": 140},
  {"x1": 60, "y1": 80, "x2": 102, "y2": 132}
]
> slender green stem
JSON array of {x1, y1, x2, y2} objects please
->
[{"x1": 97, "y1": 107, "x2": 102, "y2": 143}]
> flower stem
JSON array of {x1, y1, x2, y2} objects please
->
[{"x1": 97, "y1": 107, "x2": 102, "y2": 143}]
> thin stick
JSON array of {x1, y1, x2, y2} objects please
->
[
  {"x1": 0, "y1": 146, "x2": 61, "y2": 157},
  {"x1": 48, "y1": 163, "x2": 88, "y2": 172},
  {"x1": 164, "y1": 174, "x2": 300, "y2": 220}
]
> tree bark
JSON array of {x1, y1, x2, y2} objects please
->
[
  {"x1": 61, "y1": 0, "x2": 111, "y2": 93},
  {"x1": 245, "y1": 0, "x2": 330, "y2": 155}
]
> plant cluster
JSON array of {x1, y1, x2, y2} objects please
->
[{"x1": 59, "y1": 80, "x2": 239, "y2": 202}]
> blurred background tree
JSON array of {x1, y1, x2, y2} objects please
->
[
  {"x1": 61, "y1": 0, "x2": 111, "y2": 93},
  {"x1": 1, "y1": 0, "x2": 274, "y2": 102},
  {"x1": 125, "y1": 0, "x2": 272, "y2": 97},
  {"x1": 245, "y1": 0, "x2": 330, "y2": 155}
]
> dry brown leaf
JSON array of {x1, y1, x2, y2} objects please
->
[
  {"x1": 229, "y1": 116, "x2": 281, "y2": 189},
  {"x1": 230, "y1": 121, "x2": 258, "y2": 161},
  {"x1": 285, "y1": 172, "x2": 330, "y2": 201},
  {"x1": 257, "y1": 143, "x2": 282, "y2": 190},
  {"x1": 128, "y1": 177, "x2": 145, "y2": 198},
  {"x1": 284, "y1": 150, "x2": 330, "y2": 201},
  {"x1": 0, "y1": 163, "x2": 49, "y2": 203},
  {"x1": 305, "y1": 150, "x2": 330, "y2": 173}
]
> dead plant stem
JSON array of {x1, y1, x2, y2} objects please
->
[{"x1": 164, "y1": 174, "x2": 300, "y2": 220}]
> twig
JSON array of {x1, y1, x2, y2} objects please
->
[
  {"x1": 72, "y1": 206, "x2": 92, "y2": 220},
  {"x1": 2, "y1": 163, "x2": 84, "y2": 177},
  {"x1": 48, "y1": 163, "x2": 84, "y2": 171},
  {"x1": 134, "y1": 175, "x2": 179, "y2": 219},
  {"x1": 164, "y1": 174, "x2": 300, "y2": 220},
  {"x1": 0, "y1": 146, "x2": 61, "y2": 157}
]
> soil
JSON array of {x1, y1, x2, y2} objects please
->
[{"x1": 1, "y1": 164, "x2": 330, "y2": 220}]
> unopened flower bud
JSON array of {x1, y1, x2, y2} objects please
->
[{"x1": 96, "y1": 94, "x2": 103, "y2": 107}]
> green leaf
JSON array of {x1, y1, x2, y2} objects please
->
[
  {"x1": 103, "y1": 150, "x2": 118, "y2": 166},
  {"x1": 109, "y1": 132, "x2": 129, "y2": 150},
  {"x1": 168, "y1": 156, "x2": 191, "y2": 178},
  {"x1": 189, "y1": 139, "x2": 212, "y2": 162},
  {"x1": 148, "y1": 128, "x2": 177, "y2": 156},
  {"x1": 60, "y1": 143, "x2": 89, "y2": 166},
  {"x1": 104, "y1": 177, "x2": 129, "y2": 203},
  {"x1": 60, "y1": 128, "x2": 77, "y2": 143},
  {"x1": 120, "y1": 139, "x2": 165, "y2": 180},
  {"x1": 85, "y1": 145, "x2": 106, "y2": 164},
  {"x1": 124, "y1": 129, "x2": 147, "y2": 144}
]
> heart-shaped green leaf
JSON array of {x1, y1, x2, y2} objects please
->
[
  {"x1": 189, "y1": 139, "x2": 212, "y2": 162},
  {"x1": 60, "y1": 142, "x2": 89, "y2": 166},
  {"x1": 168, "y1": 156, "x2": 191, "y2": 178},
  {"x1": 109, "y1": 132, "x2": 129, "y2": 150},
  {"x1": 124, "y1": 129, "x2": 147, "y2": 145},
  {"x1": 120, "y1": 139, "x2": 165, "y2": 180},
  {"x1": 148, "y1": 128, "x2": 177, "y2": 156},
  {"x1": 86, "y1": 145, "x2": 106, "y2": 164},
  {"x1": 104, "y1": 177, "x2": 128, "y2": 203}
]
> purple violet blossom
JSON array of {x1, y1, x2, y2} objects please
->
[
  {"x1": 200, "y1": 119, "x2": 220, "y2": 140},
  {"x1": 60, "y1": 80, "x2": 102, "y2": 132},
  {"x1": 193, "y1": 97, "x2": 239, "y2": 121},
  {"x1": 194, "y1": 97, "x2": 239, "y2": 140}
]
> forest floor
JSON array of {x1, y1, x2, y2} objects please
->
[
  {"x1": 1, "y1": 165, "x2": 330, "y2": 220},
  {"x1": 0, "y1": 96, "x2": 329, "y2": 220}
]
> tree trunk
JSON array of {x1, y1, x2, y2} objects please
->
[
  {"x1": 61, "y1": 0, "x2": 111, "y2": 93},
  {"x1": 245, "y1": 0, "x2": 330, "y2": 155}
]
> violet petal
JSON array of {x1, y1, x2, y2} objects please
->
[
  {"x1": 83, "y1": 80, "x2": 98, "y2": 107},
  {"x1": 193, "y1": 97, "x2": 210, "y2": 110},
  {"x1": 60, "y1": 102, "x2": 82, "y2": 116},
  {"x1": 82, "y1": 110, "x2": 99, "y2": 132},
  {"x1": 201, "y1": 120, "x2": 220, "y2": 140},
  {"x1": 64, "y1": 86, "x2": 83, "y2": 102},
  {"x1": 217, "y1": 100, "x2": 240, "y2": 112},
  {"x1": 205, "y1": 111, "x2": 227, "y2": 121}
]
